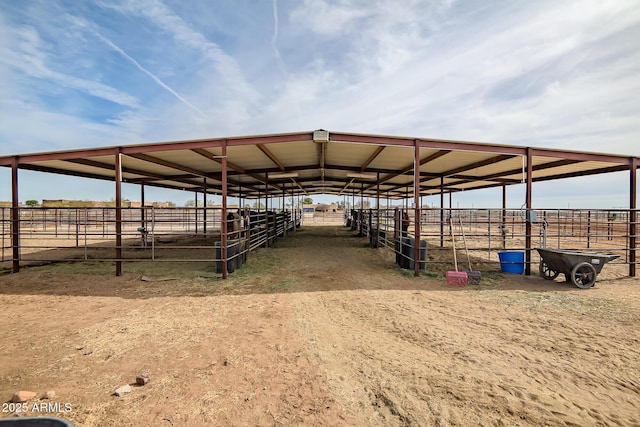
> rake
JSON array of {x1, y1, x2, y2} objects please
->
[
  {"x1": 459, "y1": 216, "x2": 481, "y2": 285},
  {"x1": 446, "y1": 216, "x2": 468, "y2": 287}
]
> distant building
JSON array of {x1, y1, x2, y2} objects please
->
[
  {"x1": 303, "y1": 203, "x2": 340, "y2": 213},
  {"x1": 129, "y1": 201, "x2": 172, "y2": 208}
]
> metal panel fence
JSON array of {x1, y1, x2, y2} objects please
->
[
  {"x1": 2, "y1": 206, "x2": 636, "y2": 277},
  {"x1": 348, "y1": 207, "x2": 637, "y2": 274},
  {"x1": 0, "y1": 207, "x2": 301, "y2": 273}
]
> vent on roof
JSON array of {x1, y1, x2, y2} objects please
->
[{"x1": 313, "y1": 129, "x2": 329, "y2": 143}]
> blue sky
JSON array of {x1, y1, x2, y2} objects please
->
[{"x1": 1, "y1": 0, "x2": 639, "y2": 208}]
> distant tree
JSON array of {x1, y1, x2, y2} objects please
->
[
  {"x1": 355, "y1": 200, "x2": 371, "y2": 209},
  {"x1": 251, "y1": 201, "x2": 265, "y2": 209},
  {"x1": 184, "y1": 199, "x2": 204, "y2": 207},
  {"x1": 25, "y1": 200, "x2": 40, "y2": 207},
  {"x1": 303, "y1": 197, "x2": 314, "y2": 205},
  {"x1": 336, "y1": 200, "x2": 345, "y2": 210},
  {"x1": 315, "y1": 203, "x2": 330, "y2": 212},
  {"x1": 165, "y1": 201, "x2": 176, "y2": 208}
]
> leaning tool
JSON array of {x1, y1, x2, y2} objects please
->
[
  {"x1": 446, "y1": 216, "x2": 468, "y2": 287},
  {"x1": 459, "y1": 216, "x2": 481, "y2": 285}
]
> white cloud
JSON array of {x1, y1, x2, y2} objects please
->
[
  {"x1": 0, "y1": 16, "x2": 139, "y2": 109},
  {"x1": 94, "y1": 30, "x2": 205, "y2": 117},
  {"x1": 97, "y1": 0, "x2": 259, "y2": 103},
  {"x1": 0, "y1": 0, "x2": 638, "y2": 205},
  {"x1": 274, "y1": 0, "x2": 640, "y2": 155},
  {"x1": 289, "y1": 0, "x2": 372, "y2": 36}
]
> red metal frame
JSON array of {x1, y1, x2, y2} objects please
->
[
  {"x1": 630, "y1": 157, "x2": 637, "y2": 277},
  {"x1": 525, "y1": 148, "x2": 533, "y2": 276},
  {"x1": 115, "y1": 151, "x2": 123, "y2": 276},
  {"x1": 413, "y1": 140, "x2": 421, "y2": 277},
  {"x1": 221, "y1": 140, "x2": 229, "y2": 279},
  {"x1": 1, "y1": 130, "x2": 639, "y2": 278},
  {"x1": 11, "y1": 157, "x2": 19, "y2": 273}
]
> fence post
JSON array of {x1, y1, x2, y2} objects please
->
[{"x1": 587, "y1": 211, "x2": 591, "y2": 249}]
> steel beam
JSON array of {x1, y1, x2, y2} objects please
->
[
  {"x1": 11, "y1": 157, "x2": 19, "y2": 273},
  {"x1": 115, "y1": 150, "x2": 123, "y2": 276},
  {"x1": 365, "y1": 150, "x2": 451, "y2": 191},
  {"x1": 226, "y1": 132, "x2": 314, "y2": 147},
  {"x1": 126, "y1": 152, "x2": 207, "y2": 178},
  {"x1": 630, "y1": 157, "x2": 637, "y2": 277},
  {"x1": 530, "y1": 147, "x2": 630, "y2": 164},
  {"x1": 376, "y1": 172, "x2": 380, "y2": 248},
  {"x1": 221, "y1": 140, "x2": 228, "y2": 279},
  {"x1": 502, "y1": 184, "x2": 507, "y2": 250},
  {"x1": 191, "y1": 148, "x2": 280, "y2": 193},
  {"x1": 362, "y1": 146, "x2": 386, "y2": 171},
  {"x1": 203, "y1": 178, "x2": 208, "y2": 234},
  {"x1": 140, "y1": 184, "x2": 146, "y2": 232},
  {"x1": 257, "y1": 144, "x2": 286, "y2": 171},
  {"x1": 525, "y1": 148, "x2": 533, "y2": 276},
  {"x1": 440, "y1": 177, "x2": 444, "y2": 248},
  {"x1": 414, "y1": 140, "x2": 421, "y2": 277}
]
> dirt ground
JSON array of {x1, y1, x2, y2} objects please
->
[{"x1": 0, "y1": 225, "x2": 639, "y2": 426}]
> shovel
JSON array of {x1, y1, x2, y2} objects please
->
[
  {"x1": 459, "y1": 217, "x2": 481, "y2": 285},
  {"x1": 446, "y1": 216, "x2": 467, "y2": 287}
]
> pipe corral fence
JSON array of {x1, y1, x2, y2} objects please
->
[
  {"x1": 0, "y1": 206, "x2": 637, "y2": 277},
  {"x1": 0, "y1": 206, "x2": 301, "y2": 273},
  {"x1": 349, "y1": 207, "x2": 638, "y2": 275}
]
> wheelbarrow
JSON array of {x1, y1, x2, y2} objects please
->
[{"x1": 535, "y1": 248, "x2": 620, "y2": 289}]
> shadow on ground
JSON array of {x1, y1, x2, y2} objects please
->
[{"x1": 0, "y1": 225, "x2": 607, "y2": 299}]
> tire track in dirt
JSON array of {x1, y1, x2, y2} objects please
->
[{"x1": 271, "y1": 226, "x2": 640, "y2": 426}]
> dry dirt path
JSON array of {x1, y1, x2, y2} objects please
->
[
  {"x1": 0, "y1": 225, "x2": 638, "y2": 426},
  {"x1": 269, "y1": 226, "x2": 640, "y2": 426}
]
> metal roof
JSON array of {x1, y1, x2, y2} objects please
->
[{"x1": 1, "y1": 130, "x2": 638, "y2": 199}]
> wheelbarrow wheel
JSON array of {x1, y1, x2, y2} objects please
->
[
  {"x1": 571, "y1": 262, "x2": 597, "y2": 289},
  {"x1": 539, "y1": 261, "x2": 559, "y2": 280}
]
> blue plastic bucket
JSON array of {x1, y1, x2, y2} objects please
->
[{"x1": 498, "y1": 251, "x2": 525, "y2": 274}]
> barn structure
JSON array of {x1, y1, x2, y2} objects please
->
[{"x1": 0, "y1": 130, "x2": 637, "y2": 279}]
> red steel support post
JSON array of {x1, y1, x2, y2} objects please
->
[
  {"x1": 282, "y1": 186, "x2": 286, "y2": 236},
  {"x1": 525, "y1": 148, "x2": 533, "y2": 276},
  {"x1": 11, "y1": 157, "x2": 19, "y2": 273},
  {"x1": 440, "y1": 177, "x2": 444, "y2": 248},
  {"x1": 140, "y1": 184, "x2": 146, "y2": 231},
  {"x1": 630, "y1": 157, "x2": 637, "y2": 277},
  {"x1": 265, "y1": 173, "x2": 269, "y2": 248},
  {"x1": 194, "y1": 191, "x2": 198, "y2": 234},
  {"x1": 240, "y1": 185, "x2": 249, "y2": 261},
  {"x1": 291, "y1": 184, "x2": 296, "y2": 233},
  {"x1": 502, "y1": 184, "x2": 507, "y2": 250},
  {"x1": 414, "y1": 140, "x2": 421, "y2": 277},
  {"x1": 203, "y1": 178, "x2": 207, "y2": 235},
  {"x1": 115, "y1": 150, "x2": 123, "y2": 276},
  {"x1": 376, "y1": 172, "x2": 380, "y2": 248},
  {"x1": 360, "y1": 182, "x2": 364, "y2": 237},
  {"x1": 221, "y1": 140, "x2": 228, "y2": 279}
]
